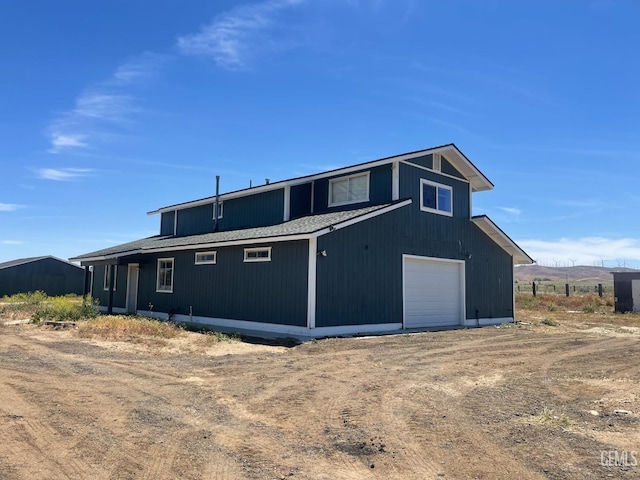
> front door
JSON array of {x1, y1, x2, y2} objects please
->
[{"x1": 125, "y1": 264, "x2": 139, "y2": 314}]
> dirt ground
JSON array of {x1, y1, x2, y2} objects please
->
[{"x1": 1, "y1": 311, "x2": 639, "y2": 479}]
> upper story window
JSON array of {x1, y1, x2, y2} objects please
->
[
  {"x1": 103, "y1": 265, "x2": 117, "y2": 291},
  {"x1": 195, "y1": 251, "x2": 217, "y2": 265},
  {"x1": 212, "y1": 202, "x2": 223, "y2": 220},
  {"x1": 156, "y1": 258, "x2": 174, "y2": 293},
  {"x1": 420, "y1": 179, "x2": 453, "y2": 217},
  {"x1": 328, "y1": 172, "x2": 370, "y2": 207},
  {"x1": 244, "y1": 247, "x2": 272, "y2": 262}
]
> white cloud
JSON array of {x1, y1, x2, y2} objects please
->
[
  {"x1": 498, "y1": 207, "x2": 522, "y2": 221},
  {"x1": 176, "y1": 0, "x2": 306, "y2": 69},
  {"x1": 112, "y1": 52, "x2": 165, "y2": 84},
  {"x1": 0, "y1": 203, "x2": 23, "y2": 212},
  {"x1": 35, "y1": 168, "x2": 95, "y2": 181},
  {"x1": 518, "y1": 237, "x2": 640, "y2": 267},
  {"x1": 1, "y1": 240, "x2": 23, "y2": 245},
  {"x1": 48, "y1": 133, "x2": 89, "y2": 153}
]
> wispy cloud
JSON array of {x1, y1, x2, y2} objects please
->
[
  {"x1": 176, "y1": 0, "x2": 306, "y2": 70},
  {"x1": 1, "y1": 240, "x2": 23, "y2": 245},
  {"x1": 112, "y1": 52, "x2": 166, "y2": 85},
  {"x1": 0, "y1": 203, "x2": 23, "y2": 212},
  {"x1": 498, "y1": 207, "x2": 522, "y2": 221},
  {"x1": 518, "y1": 237, "x2": 640, "y2": 267},
  {"x1": 34, "y1": 168, "x2": 95, "y2": 181}
]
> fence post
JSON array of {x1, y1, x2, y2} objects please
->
[
  {"x1": 565, "y1": 283, "x2": 570, "y2": 297},
  {"x1": 532, "y1": 281, "x2": 536, "y2": 297},
  {"x1": 598, "y1": 284, "x2": 603, "y2": 297}
]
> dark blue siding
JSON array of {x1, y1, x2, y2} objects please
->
[
  {"x1": 290, "y1": 183, "x2": 312, "y2": 219},
  {"x1": 441, "y1": 155, "x2": 465, "y2": 179},
  {"x1": 315, "y1": 163, "x2": 513, "y2": 327},
  {"x1": 0, "y1": 258, "x2": 84, "y2": 297},
  {"x1": 176, "y1": 204, "x2": 212, "y2": 236},
  {"x1": 92, "y1": 265, "x2": 127, "y2": 309},
  {"x1": 160, "y1": 211, "x2": 175, "y2": 236},
  {"x1": 172, "y1": 189, "x2": 285, "y2": 236},
  {"x1": 313, "y1": 164, "x2": 393, "y2": 214},
  {"x1": 406, "y1": 154, "x2": 433, "y2": 169},
  {"x1": 135, "y1": 241, "x2": 308, "y2": 326}
]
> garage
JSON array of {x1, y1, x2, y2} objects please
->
[{"x1": 403, "y1": 255, "x2": 465, "y2": 328}]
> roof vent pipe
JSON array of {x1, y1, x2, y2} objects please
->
[
  {"x1": 265, "y1": 178, "x2": 270, "y2": 185},
  {"x1": 214, "y1": 175, "x2": 220, "y2": 232}
]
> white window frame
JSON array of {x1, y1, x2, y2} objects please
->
[
  {"x1": 420, "y1": 178, "x2": 453, "y2": 217},
  {"x1": 195, "y1": 251, "x2": 217, "y2": 265},
  {"x1": 156, "y1": 258, "x2": 174, "y2": 293},
  {"x1": 103, "y1": 265, "x2": 117, "y2": 291},
  {"x1": 212, "y1": 202, "x2": 223, "y2": 220},
  {"x1": 244, "y1": 247, "x2": 272, "y2": 263},
  {"x1": 328, "y1": 171, "x2": 370, "y2": 207}
]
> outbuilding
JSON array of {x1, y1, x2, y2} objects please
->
[
  {"x1": 0, "y1": 256, "x2": 85, "y2": 298},
  {"x1": 612, "y1": 271, "x2": 640, "y2": 313}
]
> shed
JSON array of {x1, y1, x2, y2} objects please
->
[
  {"x1": 612, "y1": 271, "x2": 640, "y2": 313},
  {"x1": 0, "y1": 256, "x2": 85, "y2": 298}
]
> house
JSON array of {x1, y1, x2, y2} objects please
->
[
  {"x1": 0, "y1": 256, "x2": 85, "y2": 298},
  {"x1": 612, "y1": 271, "x2": 640, "y2": 313},
  {"x1": 70, "y1": 144, "x2": 533, "y2": 339}
]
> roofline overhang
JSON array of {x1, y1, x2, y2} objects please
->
[
  {"x1": 147, "y1": 144, "x2": 492, "y2": 216},
  {"x1": 72, "y1": 200, "x2": 412, "y2": 264},
  {"x1": 471, "y1": 215, "x2": 534, "y2": 265}
]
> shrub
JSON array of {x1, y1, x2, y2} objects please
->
[
  {"x1": 32, "y1": 297, "x2": 99, "y2": 323},
  {"x1": 541, "y1": 318, "x2": 559, "y2": 327}
]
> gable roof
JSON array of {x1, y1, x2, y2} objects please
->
[
  {"x1": 71, "y1": 200, "x2": 412, "y2": 263},
  {"x1": 148, "y1": 143, "x2": 493, "y2": 216},
  {"x1": 471, "y1": 215, "x2": 534, "y2": 265},
  {"x1": 0, "y1": 256, "x2": 83, "y2": 271}
]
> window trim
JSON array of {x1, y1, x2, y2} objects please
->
[
  {"x1": 420, "y1": 178, "x2": 453, "y2": 217},
  {"x1": 103, "y1": 265, "x2": 117, "y2": 291},
  {"x1": 244, "y1": 247, "x2": 272, "y2": 263},
  {"x1": 212, "y1": 202, "x2": 223, "y2": 220},
  {"x1": 328, "y1": 171, "x2": 370, "y2": 207},
  {"x1": 195, "y1": 251, "x2": 217, "y2": 265},
  {"x1": 156, "y1": 257, "x2": 174, "y2": 293}
]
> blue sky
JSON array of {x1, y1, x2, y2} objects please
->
[{"x1": 1, "y1": 0, "x2": 639, "y2": 268}]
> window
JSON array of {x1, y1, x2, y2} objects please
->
[
  {"x1": 420, "y1": 179, "x2": 453, "y2": 216},
  {"x1": 328, "y1": 172, "x2": 369, "y2": 207},
  {"x1": 103, "y1": 265, "x2": 117, "y2": 291},
  {"x1": 195, "y1": 251, "x2": 217, "y2": 264},
  {"x1": 212, "y1": 202, "x2": 223, "y2": 220},
  {"x1": 244, "y1": 247, "x2": 272, "y2": 262},
  {"x1": 156, "y1": 258, "x2": 174, "y2": 293}
]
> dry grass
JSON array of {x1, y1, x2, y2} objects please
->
[
  {"x1": 528, "y1": 405, "x2": 574, "y2": 429},
  {"x1": 76, "y1": 315, "x2": 182, "y2": 340}
]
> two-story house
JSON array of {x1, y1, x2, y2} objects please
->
[{"x1": 70, "y1": 144, "x2": 533, "y2": 339}]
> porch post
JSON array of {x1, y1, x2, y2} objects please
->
[
  {"x1": 107, "y1": 264, "x2": 115, "y2": 315},
  {"x1": 82, "y1": 266, "x2": 89, "y2": 300}
]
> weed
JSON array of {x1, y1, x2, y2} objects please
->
[
  {"x1": 541, "y1": 318, "x2": 559, "y2": 327},
  {"x1": 77, "y1": 315, "x2": 181, "y2": 340},
  {"x1": 32, "y1": 297, "x2": 99, "y2": 323},
  {"x1": 547, "y1": 303, "x2": 556, "y2": 312},
  {"x1": 530, "y1": 406, "x2": 572, "y2": 428},
  {"x1": 583, "y1": 302, "x2": 598, "y2": 314}
]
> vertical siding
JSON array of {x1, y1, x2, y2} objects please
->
[
  {"x1": 290, "y1": 183, "x2": 312, "y2": 219},
  {"x1": 0, "y1": 258, "x2": 84, "y2": 297},
  {"x1": 92, "y1": 264, "x2": 127, "y2": 308},
  {"x1": 135, "y1": 241, "x2": 308, "y2": 326},
  {"x1": 172, "y1": 189, "x2": 286, "y2": 236},
  {"x1": 406, "y1": 154, "x2": 433, "y2": 169},
  {"x1": 315, "y1": 163, "x2": 514, "y2": 326},
  {"x1": 313, "y1": 164, "x2": 393, "y2": 214},
  {"x1": 160, "y1": 211, "x2": 175, "y2": 236},
  {"x1": 441, "y1": 155, "x2": 466, "y2": 180}
]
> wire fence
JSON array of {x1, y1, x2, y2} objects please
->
[{"x1": 516, "y1": 282, "x2": 612, "y2": 296}]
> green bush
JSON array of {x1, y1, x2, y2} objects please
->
[
  {"x1": 2, "y1": 291, "x2": 48, "y2": 305},
  {"x1": 582, "y1": 302, "x2": 598, "y2": 314},
  {"x1": 32, "y1": 297, "x2": 99, "y2": 323}
]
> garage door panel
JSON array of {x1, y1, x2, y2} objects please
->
[{"x1": 404, "y1": 257, "x2": 463, "y2": 328}]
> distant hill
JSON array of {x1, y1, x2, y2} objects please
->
[{"x1": 514, "y1": 265, "x2": 638, "y2": 284}]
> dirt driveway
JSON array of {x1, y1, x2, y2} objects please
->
[{"x1": 0, "y1": 318, "x2": 638, "y2": 479}]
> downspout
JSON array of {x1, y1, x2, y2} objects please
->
[{"x1": 214, "y1": 175, "x2": 220, "y2": 232}]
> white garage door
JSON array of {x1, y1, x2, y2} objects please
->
[{"x1": 403, "y1": 256, "x2": 464, "y2": 328}]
